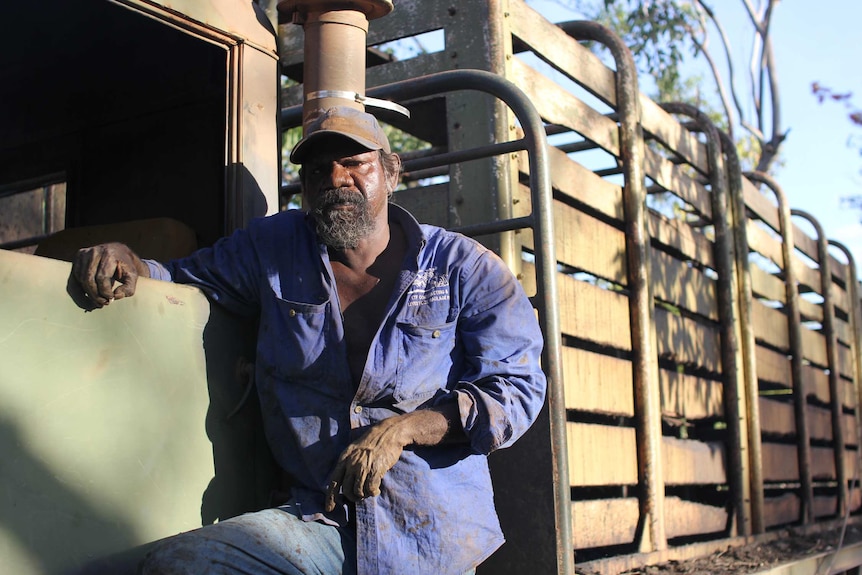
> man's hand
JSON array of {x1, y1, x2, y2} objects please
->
[
  {"x1": 325, "y1": 403, "x2": 465, "y2": 511},
  {"x1": 72, "y1": 242, "x2": 150, "y2": 307}
]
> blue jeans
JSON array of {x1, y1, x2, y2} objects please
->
[
  {"x1": 140, "y1": 503, "x2": 357, "y2": 575},
  {"x1": 139, "y1": 502, "x2": 478, "y2": 574}
]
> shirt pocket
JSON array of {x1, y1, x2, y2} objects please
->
[
  {"x1": 394, "y1": 320, "x2": 457, "y2": 403},
  {"x1": 260, "y1": 297, "x2": 332, "y2": 383}
]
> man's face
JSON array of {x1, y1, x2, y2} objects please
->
[{"x1": 301, "y1": 141, "x2": 392, "y2": 250}]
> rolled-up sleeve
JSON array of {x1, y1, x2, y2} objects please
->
[{"x1": 447, "y1": 250, "x2": 547, "y2": 454}]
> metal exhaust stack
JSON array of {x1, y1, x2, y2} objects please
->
[{"x1": 278, "y1": 0, "x2": 403, "y2": 129}]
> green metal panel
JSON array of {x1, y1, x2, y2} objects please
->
[{"x1": 0, "y1": 249, "x2": 272, "y2": 574}]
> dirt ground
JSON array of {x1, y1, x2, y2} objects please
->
[{"x1": 577, "y1": 524, "x2": 862, "y2": 575}]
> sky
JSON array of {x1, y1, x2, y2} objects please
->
[{"x1": 524, "y1": 0, "x2": 862, "y2": 275}]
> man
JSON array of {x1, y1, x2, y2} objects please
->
[{"x1": 72, "y1": 106, "x2": 546, "y2": 575}]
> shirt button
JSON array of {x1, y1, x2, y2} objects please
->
[
  {"x1": 289, "y1": 309, "x2": 297, "y2": 317},
  {"x1": 354, "y1": 405, "x2": 363, "y2": 414},
  {"x1": 432, "y1": 329, "x2": 441, "y2": 338}
]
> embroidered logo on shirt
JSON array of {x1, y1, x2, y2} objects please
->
[{"x1": 407, "y1": 268, "x2": 450, "y2": 306}]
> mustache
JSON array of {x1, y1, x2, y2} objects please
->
[{"x1": 315, "y1": 187, "x2": 366, "y2": 208}]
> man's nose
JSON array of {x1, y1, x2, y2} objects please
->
[{"x1": 327, "y1": 163, "x2": 353, "y2": 187}]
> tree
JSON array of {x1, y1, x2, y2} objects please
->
[{"x1": 549, "y1": 0, "x2": 784, "y2": 173}]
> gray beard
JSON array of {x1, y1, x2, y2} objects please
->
[{"x1": 310, "y1": 188, "x2": 376, "y2": 249}]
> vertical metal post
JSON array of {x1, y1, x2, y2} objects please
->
[
  {"x1": 792, "y1": 210, "x2": 847, "y2": 517},
  {"x1": 660, "y1": 103, "x2": 749, "y2": 536},
  {"x1": 558, "y1": 21, "x2": 664, "y2": 552},
  {"x1": 719, "y1": 129, "x2": 765, "y2": 534},
  {"x1": 745, "y1": 171, "x2": 814, "y2": 524},
  {"x1": 829, "y1": 240, "x2": 862, "y2": 502}
]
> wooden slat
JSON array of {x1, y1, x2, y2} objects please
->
[
  {"x1": 655, "y1": 306, "x2": 722, "y2": 373},
  {"x1": 663, "y1": 436, "x2": 726, "y2": 485},
  {"x1": 651, "y1": 248, "x2": 718, "y2": 320},
  {"x1": 750, "y1": 265, "x2": 786, "y2": 304},
  {"x1": 741, "y1": 177, "x2": 780, "y2": 234},
  {"x1": 813, "y1": 496, "x2": 838, "y2": 519},
  {"x1": 660, "y1": 368, "x2": 723, "y2": 420},
  {"x1": 793, "y1": 255, "x2": 822, "y2": 295},
  {"x1": 508, "y1": 0, "x2": 710, "y2": 173},
  {"x1": 762, "y1": 442, "x2": 799, "y2": 482},
  {"x1": 511, "y1": 58, "x2": 620, "y2": 156},
  {"x1": 801, "y1": 327, "x2": 827, "y2": 367},
  {"x1": 648, "y1": 210, "x2": 715, "y2": 269},
  {"x1": 568, "y1": 422, "x2": 637, "y2": 486},
  {"x1": 759, "y1": 397, "x2": 795, "y2": 437},
  {"x1": 798, "y1": 296, "x2": 823, "y2": 323},
  {"x1": 812, "y1": 446, "x2": 835, "y2": 479},
  {"x1": 572, "y1": 498, "x2": 638, "y2": 549},
  {"x1": 746, "y1": 220, "x2": 784, "y2": 270},
  {"x1": 643, "y1": 149, "x2": 712, "y2": 219},
  {"x1": 516, "y1": 147, "x2": 625, "y2": 222},
  {"x1": 665, "y1": 497, "x2": 728, "y2": 540},
  {"x1": 366, "y1": 0, "x2": 454, "y2": 45},
  {"x1": 763, "y1": 493, "x2": 800, "y2": 528},
  {"x1": 832, "y1": 282, "x2": 850, "y2": 316},
  {"x1": 367, "y1": 50, "x2": 451, "y2": 89},
  {"x1": 557, "y1": 270, "x2": 632, "y2": 350},
  {"x1": 807, "y1": 405, "x2": 833, "y2": 442},
  {"x1": 845, "y1": 449, "x2": 861, "y2": 479},
  {"x1": 803, "y1": 364, "x2": 830, "y2": 404},
  {"x1": 752, "y1": 299, "x2": 790, "y2": 352},
  {"x1": 792, "y1": 223, "x2": 820, "y2": 266},
  {"x1": 843, "y1": 379, "x2": 857, "y2": 411},
  {"x1": 756, "y1": 344, "x2": 791, "y2": 388},
  {"x1": 563, "y1": 346, "x2": 634, "y2": 416},
  {"x1": 844, "y1": 414, "x2": 859, "y2": 447}
]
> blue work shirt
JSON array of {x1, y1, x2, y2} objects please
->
[{"x1": 146, "y1": 204, "x2": 546, "y2": 574}]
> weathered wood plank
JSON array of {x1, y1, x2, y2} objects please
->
[
  {"x1": 801, "y1": 327, "x2": 827, "y2": 367},
  {"x1": 812, "y1": 446, "x2": 836, "y2": 480},
  {"x1": 516, "y1": 148, "x2": 625, "y2": 223},
  {"x1": 759, "y1": 397, "x2": 795, "y2": 437},
  {"x1": 663, "y1": 436, "x2": 727, "y2": 485},
  {"x1": 798, "y1": 296, "x2": 824, "y2": 324},
  {"x1": 557, "y1": 270, "x2": 632, "y2": 350},
  {"x1": 366, "y1": 0, "x2": 454, "y2": 45},
  {"x1": 793, "y1": 256, "x2": 822, "y2": 296},
  {"x1": 843, "y1": 379, "x2": 857, "y2": 411},
  {"x1": 647, "y1": 210, "x2": 715, "y2": 269},
  {"x1": 511, "y1": 58, "x2": 620, "y2": 156},
  {"x1": 752, "y1": 299, "x2": 790, "y2": 352},
  {"x1": 660, "y1": 368, "x2": 724, "y2": 420},
  {"x1": 807, "y1": 405, "x2": 833, "y2": 442},
  {"x1": 803, "y1": 364, "x2": 830, "y2": 404},
  {"x1": 761, "y1": 442, "x2": 799, "y2": 482},
  {"x1": 750, "y1": 264, "x2": 786, "y2": 304},
  {"x1": 643, "y1": 149, "x2": 712, "y2": 219},
  {"x1": 813, "y1": 496, "x2": 838, "y2": 519},
  {"x1": 746, "y1": 220, "x2": 784, "y2": 270},
  {"x1": 655, "y1": 306, "x2": 722, "y2": 373},
  {"x1": 741, "y1": 177, "x2": 780, "y2": 234},
  {"x1": 756, "y1": 345, "x2": 791, "y2": 388},
  {"x1": 568, "y1": 422, "x2": 637, "y2": 486},
  {"x1": 665, "y1": 497, "x2": 729, "y2": 540},
  {"x1": 366, "y1": 51, "x2": 451, "y2": 89},
  {"x1": 792, "y1": 224, "x2": 820, "y2": 267},
  {"x1": 844, "y1": 414, "x2": 858, "y2": 447},
  {"x1": 563, "y1": 346, "x2": 634, "y2": 416},
  {"x1": 763, "y1": 493, "x2": 800, "y2": 528},
  {"x1": 508, "y1": 0, "x2": 710, "y2": 173},
  {"x1": 651, "y1": 248, "x2": 718, "y2": 321},
  {"x1": 572, "y1": 498, "x2": 638, "y2": 549}
]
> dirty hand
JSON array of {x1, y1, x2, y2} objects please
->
[
  {"x1": 72, "y1": 242, "x2": 150, "y2": 307},
  {"x1": 325, "y1": 417, "x2": 407, "y2": 512}
]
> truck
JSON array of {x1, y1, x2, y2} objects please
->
[{"x1": 2, "y1": 1, "x2": 862, "y2": 574}]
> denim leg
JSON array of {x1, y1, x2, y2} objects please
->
[{"x1": 140, "y1": 503, "x2": 356, "y2": 575}]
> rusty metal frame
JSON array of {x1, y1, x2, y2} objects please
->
[
  {"x1": 286, "y1": 68, "x2": 573, "y2": 575},
  {"x1": 660, "y1": 102, "x2": 750, "y2": 537},
  {"x1": 558, "y1": 20, "x2": 665, "y2": 553},
  {"x1": 829, "y1": 240, "x2": 862, "y2": 498},
  {"x1": 719, "y1": 129, "x2": 766, "y2": 534},
  {"x1": 792, "y1": 210, "x2": 848, "y2": 518},
  {"x1": 745, "y1": 171, "x2": 814, "y2": 524}
]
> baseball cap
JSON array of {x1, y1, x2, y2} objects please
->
[{"x1": 290, "y1": 106, "x2": 391, "y2": 163}]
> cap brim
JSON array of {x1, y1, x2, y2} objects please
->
[{"x1": 289, "y1": 131, "x2": 382, "y2": 164}]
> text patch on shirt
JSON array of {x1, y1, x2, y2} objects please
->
[{"x1": 407, "y1": 268, "x2": 449, "y2": 307}]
